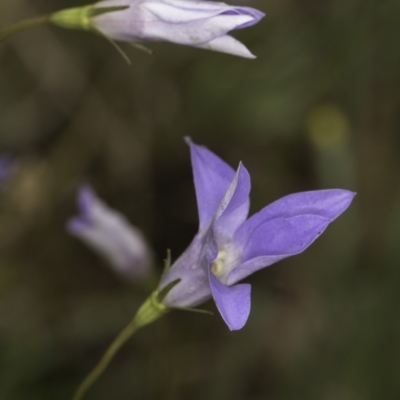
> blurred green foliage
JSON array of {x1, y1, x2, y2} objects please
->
[{"x1": 1, "y1": 0, "x2": 400, "y2": 399}]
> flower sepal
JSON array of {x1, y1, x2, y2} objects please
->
[
  {"x1": 50, "y1": 5, "x2": 129, "y2": 32},
  {"x1": 134, "y1": 279, "x2": 180, "y2": 328}
]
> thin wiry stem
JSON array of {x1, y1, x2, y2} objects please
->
[
  {"x1": 71, "y1": 293, "x2": 169, "y2": 400},
  {"x1": 0, "y1": 15, "x2": 50, "y2": 44},
  {"x1": 71, "y1": 317, "x2": 138, "y2": 400}
]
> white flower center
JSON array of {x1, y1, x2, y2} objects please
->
[{"x1": 211, "y1": 249, "x2": 227, "y2": 277}]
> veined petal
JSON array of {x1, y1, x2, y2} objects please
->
[
  {"x1": 209, "y1": 272, "x2": 251, "y2": 331},
  {"x1": 143, "y1": 1, "x2": 231, "y2": 23},
  {"x1": 234, "y1": 189, "x2": 356, "y2": 247},
  {"x1": 194, "y1": 35, "x2": 256, "y2": 58},
  {"x1": 214, "y1": 162, "x2": 250, "y2": 245},
  {"x1": 227, "y1": 214, "x2": 332, "y2": 285},
  {"x1": 222, "y1": 7, "x2": 265, "y2": 29},
  {"x1": 93, "y1": 0, "x2": 264, "y2": 57},
  {"x1": 157, "y1": 0, "x2": 242, "y2": 12},
  {"x1": 142, "y1": 13, "x2": 253, "y2": 45},
  {"x1": 160, "y1": 234, "x2": 213, "y2": 308},
  {"x1": 186, "y1": 138, "x2": 235, "y2": 231}
]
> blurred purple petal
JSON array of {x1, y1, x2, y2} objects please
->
[
  {"x1": 66, "y1": 216, "x2": 92, "y2": 233},
  {"x1": 0, "y1": 154, "x2": 15, "y2": 184},
  {"x1": 77, "y1": 184, "x2": 96, "y2": 215},
  {"x1": 67, "y1": 185, "x2": 153, "y2": 280}
]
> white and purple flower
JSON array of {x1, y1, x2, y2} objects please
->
[
  {"x1": 91, "y1": 0, "x2": 265, "y2": 58},
  {"x1": 160, "y1": 139, "x2": 355, "y2": 330},
  {"x1": 67, "y1": 185, "x2": 153, "y2": 280}
]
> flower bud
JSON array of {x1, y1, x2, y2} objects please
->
[
  {"x1": 67, "y1": 185, "x2": 153, "y2": 280},
  {"x1": 50, "y1": 0, "x2": 265, "y2": 58}
]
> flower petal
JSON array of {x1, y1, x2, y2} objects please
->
[
  {"x1": 214, "y1": 162, "x2": 250, "y2": 245},
  {"x1": 142, "y1": 12, "x2": 253, "y2": 45},
  {"x1": 67, "y1": 186, "x2": 153, "y2": 278},
  {"x1": 77, "y1": 184, "x2": 96, "y2": 215},
  {"x1": 234, "y1": 189, "x2": 356, "y2": 247},
  {"x1": 209, "y1": 272, "x2": 251, "y2": 331},
  {"x1": 186, "y1": 138, "x2": 236, "y2": 231},
  {"x1": 160, "y1": 234, "x2": 213, "y2": 308},
  {"x1": 143, "y1": 1, "x2": 232, "y2": 23},
  {"x1": 222, "y1": 7, "x2": 265, "y2": 29},
  {"x1": 0, "y1": 154, "x2": 15, "y2": 183},
  {"x1": 227, "y1": 214, "x2": 333, "y2": 285},
  {"x1": 194, "y1": 35, "x2": 256, "y2": 58}
]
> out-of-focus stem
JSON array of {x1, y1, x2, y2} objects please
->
[
  {"x1": 0, "y1": 16, "x2": 50, "y2": 43},
  {"x1": 71, "y1": 317, "x2": 138, "y2": 400},
  {"x1": 71, "y1": 292, "x2": 169, "y2": 400}
]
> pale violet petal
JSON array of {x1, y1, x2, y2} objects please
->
[
  {"x1": 67, "y1": 186, "x2": 153, "y2": 279},
  {"x1": 223, "y1": 7, "x2": 265, "y2": 29},
  {"x1": 77, "y1": 184, "x2": 97, "y2": 215},
  {"x1": 227, "y1": 215, "x2": 332, "y2": 285},
  {"x1": 186, "y1": 137, "x2": 235, "y2": 231},
  {"x1": 209, "y1": 272, "x2": 251, "y2": 331},
  {"x1": 142, "y1": 14, "x2": 254, "y2": 45},
  {"x1": 158, "y1": 0, "x2": 235, "y2": 12},
  {"x1": 195, "y1": 35, "x2": 256, "y2": 58},
  {"x1": 160, "y1": 234, "x2": 213, "y2": 308},
  {"x1": 143, "y1": 2, "x2": 228, "y2": 23},
  {"x1": 234, "y1": 190, "x2": 356, "y2": 247},
  {"x1": 214, "y1": 162, "x2": 250, "y2": 245}
]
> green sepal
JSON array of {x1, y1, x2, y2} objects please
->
[
  {"x1": 88, "y1": 6, "x2": 129, "y2": 18},
  {"x1": 160, "y1": 249, "x2": 172, "y2": 281},
  {"x1": 156, "y1": 278, "x2": 180, "y2": 304},
  {"x1": 50, "y1": 5, "x2": 129, "y2": 31},
  {"x1": 133, "y1": 279, "x2": 179, "y2": 329},
  {"x1": 173, "y1": 307, "x2": 214, "y2": 316},
  {"x1": 129, "y1": 42, "x2": 153, "y2": 55},
  {"x1": 92, "y1": 27, "x2": 132, "y2": 65}
]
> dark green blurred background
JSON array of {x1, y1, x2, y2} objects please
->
[{"x1": 1, "y1": 0, "x2": 400, "y2": 399}]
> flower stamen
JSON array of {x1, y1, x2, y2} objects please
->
[{"x1": 211, "y1": 249, "x2": 227, "y2": 277}]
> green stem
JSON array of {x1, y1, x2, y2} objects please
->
[
  {"x1": 0, "y1": 15, "x2": 50, "y2": 44},
  {"x1": 71, "y1": 292, "x2": 169, "y2": 400}
]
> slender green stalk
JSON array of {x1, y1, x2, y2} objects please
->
[
  {"x1": 0, "y1": 16, "x2": 50, "y2": 44},
  {"x1": 71, "y1": 317, "x2": 138, "y2": 400},
  {"x1": 71, "y1": 292, "x2": 169, "y2": 400}
]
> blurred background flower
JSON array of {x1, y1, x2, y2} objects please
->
[
  {"x1": 0, "y1": 154, "x2": 15, "y2": 185},
  {"x1": 0, "y1": 0, "x2": 399, "y2": 399},
  {"x1": 67, "y1": 184, "x2": 153, "y2": 280}
]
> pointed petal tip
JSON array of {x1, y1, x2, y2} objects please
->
[
  {"x1": 77, "y1": 184, "x2": 96, "y2": 214},
  {"x1": 183, "y1": 136, "x2": 193, "y2": 146},
  {"x1": 209, "y1": 273, "x2": 252, "y2": 331},
  {"x1": 66, "y1": 217, "x2": 90, "y2": 235},
  {"x1": 330, "y1": 189, "x2": 357, "y2": 217}
]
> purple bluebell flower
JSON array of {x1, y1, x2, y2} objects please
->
[
  {"x1": 160, "y1": 139, "x2": 355, "y2": 330},
  {"x1": 91, "y1": 0, "x2": 265, "y2": 58},
  {"x1": 0, "y1": 154, "x2": 15, "y2": 185},
  {"x1": 67, "y1": 185, "x2": 153, "y2": 279}
]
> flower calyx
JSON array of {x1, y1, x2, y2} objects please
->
[{"x1": 50, "y1": 5, "x2": 129, "y2": 32}]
